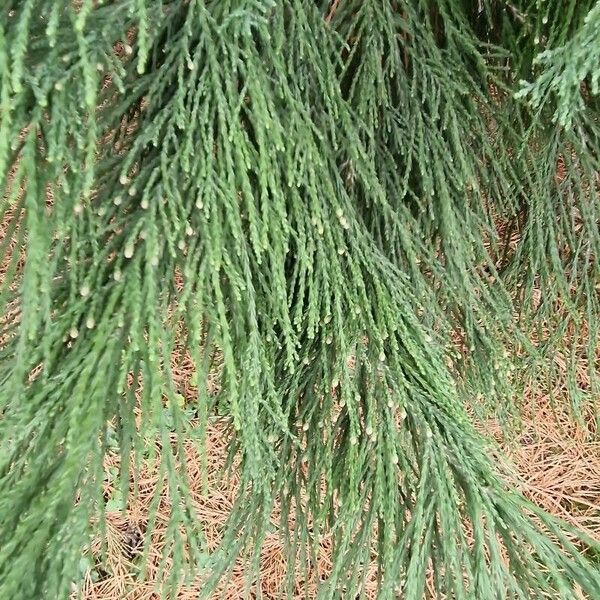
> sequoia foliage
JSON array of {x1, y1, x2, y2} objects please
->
[{"x1": 0, "y1": 1, "x2": 599, "y2": 599}]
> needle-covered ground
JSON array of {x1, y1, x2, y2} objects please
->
[{"x1": 75, "y1": 349, "x2": 600, "y2": 600}]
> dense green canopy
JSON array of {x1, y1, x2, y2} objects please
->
[{"x1": 0, "y1": 1, "x2": 599, "y2": 598}]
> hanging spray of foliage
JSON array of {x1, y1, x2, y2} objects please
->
[{"x1": 0, "y1": 1, "x2": 599, "y2": 598}]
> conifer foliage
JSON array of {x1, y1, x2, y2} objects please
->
[{"x1": 0, "y1": 1, "x2": 599, "y2": 598}]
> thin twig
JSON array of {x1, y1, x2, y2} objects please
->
[{"x1": 325, "y1": 0, "x2": 341, "y2": 24}]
